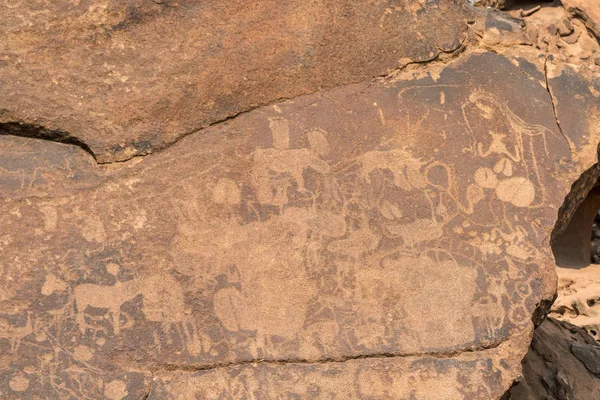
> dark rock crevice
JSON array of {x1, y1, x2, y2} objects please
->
[
  {"x1": 551, "y1": 163, "x2": 600, "y2": 268},
  {"x1": 0, "y1": 122, "x2": 97, "y2": 162},
  {"x1": 141, "y1": 373, "x2": 153, "y2": 400}
]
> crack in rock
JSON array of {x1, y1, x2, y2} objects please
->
[
  {"x1": 144, "y1": 339, "x2": 508, "y2": 374},
  {"x1": 543, "y1": 58, "x2": 574, "y2": 154},
  {"x1": 0, "y1": 122, "x2": 97, "y2": 161}
]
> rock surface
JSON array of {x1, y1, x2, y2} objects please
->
[
  {"x1": 0, "y1": 48, "x2": 571, "y2": 399},
  {"x1": 551, "y1": 262, "x2": 600, "y2": 344},
  {"x1": 0, "y1": 0, "x2": 469, "y2": 163},
  {"x1": 563, "y1": 0, "x2": 600, "y2": 41},
  {"x1": 503, "y1": 317, "x2": 600, "y2": 399},
  {"x1": 1, "y1": 1, "x2": 600, "y2": 399}
]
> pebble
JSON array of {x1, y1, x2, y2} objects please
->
[{"x1": 521, "y1": 5, "x2": 541, "y2": 17}]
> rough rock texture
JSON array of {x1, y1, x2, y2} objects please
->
[
  {"x1": 563, "y1": 0, "x2": 600, "y2": 41},
  {"x1": 469, "y1": 0, "x2": 512, "y2": 10},
  {"x1": 590, "y1": 212, "x2": 600, "y2": 263},
  {"x1": 0, "y1": 0, "x2": 469, "y2": 163},
  {"x1": 1, "y1": 1, "x2": 600, "y2": 399},
  {"x1": 552, "y1": 265, "x2": 600, "y2": 342},
  {"x1": 503, "y1": 318, "x2": 600, "y2": 399},
  {"x1": 522, "y1": 4, "x2": 600, "y2": 66},
  {"x1": 537, "y1": 0, "x2": 600, "y2": 347},
  {"x1": 2, "y1": 48, "x2": 574, "y2": 399}
]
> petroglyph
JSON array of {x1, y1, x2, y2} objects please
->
[
  {"x1": 252, "y1": 118, "x2": 330, "y2": 206},
  {"x1": 326, "y1": 223, "x2": 379, "y2": 259},
  {"x1": 74, "y1": 272, "x2": 184, "y2": 335},
  {"x1": 475, "y1": 167, "x2": 536, "y2": 207},
  {"x1": 212, "y1": 178, "x2": 241, "y2": 205},
  {"x1": 386, "y1": 218, "x2": 444, "y2": 247},
  {"x1": 496, "y1": 177, "x2": 536, "y2": 207},
  {"x1": 40, "y1": 274, "x2": 68, "y2": 296},
  {"x1": 0, "y1": 49, "x2": 588, "y2": 399},
  {"x1": 104, "y1": 380, "x2": 128, "y2": 400},
  {"x1": 74, "y1": 279, "x2": 140, "y2": 335},
  {"x1": 358, "y1": 148, "x2": 427, "y2": 191},
  {"x1": 9, "y1": 374, "x2": 30, "y2": 392}
]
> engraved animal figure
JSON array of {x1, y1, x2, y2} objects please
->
[
  {"x1": 74, "y1": 279, "x2": 141, "y2": 334},
  {"x1": 253, "y1": 148, "x2": 330, "y2": 192},
  {"x1": 0, "y1": 312, "x2": 34, "y2": 353},
  {"x1": 358, "y1": 148, "x2": 427, "y2": 191},
  {"x1": 73, "y1": 274, "x2": 185, "y2": 335},
  {"x1": 252, "y1": 119, "x2": 331, "y2": 206}
]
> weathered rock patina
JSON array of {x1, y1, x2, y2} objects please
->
[
  {"x1": 0, "y1": 0, "x2": 469, "y2": 163},
  {"x1": 504, "y1": 318, "x2": 600, "y2": 399},
  {"x1": 2, "y1": 1, "x2": 600, "y2": 399},
  {"x1": 0, "y1": 47, "x2": 594, "y2": 398}
]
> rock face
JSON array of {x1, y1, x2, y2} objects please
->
[
  {"x1": 0, "y1": 0, "x2": 468, "y2": 163},
  {"x1": 563, "y1": 0, "x2": 600, "y2": 41},
  {"x1": 1, "y1": 1, "x2": 600, "y2": 399},
  {"x1": 503, "y1": 318, "x2": 600, "y2": 399}
]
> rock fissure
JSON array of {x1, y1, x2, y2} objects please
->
[
  {"x1": 99, "y1": 36, "x2": 472, "y2": 165},
  {"x1": 543, "y1": 58, "x2": 574, "y2": 154},
  {"x1": 145, "y1": 339, "x2": 509, "y2": 374},
  {"x1": 142, "y1": 372, "x2": 153, "y2": 400},
  {"x1": 97, "y1": 96, "x2": 295, "y2": 165},
  {"x1": 0, "y1": 122, "x2": 97, "y2": 162}
]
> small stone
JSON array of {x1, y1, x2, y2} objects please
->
[
  {"x1": 572, "y1": 343, "x2": 600, "y2": 376},
  {"x1": 521, "y1": 5, "x2": 541, "y2": 17}
]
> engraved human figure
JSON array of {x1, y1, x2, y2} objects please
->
[
  {"x1": 466, "y1": 90, "x2": 558, "y2": 206},
  {"x1": 478, "y1": 131, "x2": 521, "y2": 162}
]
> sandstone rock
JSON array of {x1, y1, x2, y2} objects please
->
[
  {"x1": 503, "y1": 318, "x2": 600, "y2": 399},
  {"x1": 469, "y1": 0, "x2": 511, "y2": 10},
  {"x1": 0, "y1": 0, "x2": 470, "y2": 163},
  {"x1": 563, "y1": 0, "x2": 600, "y2": 40},
  {"x1": 552, "y1": 241, "x2": 600, "y2": 343},
  {"x1": 2, "y1": 2, "x2": 600, "y2": 399},
  {"x1": 1, "y1": 45, "x2": 594, "y2": 398},
  {"x1": 511, "y1": 2, "x2": 600, "y2": 66}
]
